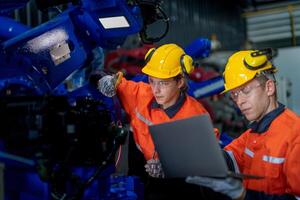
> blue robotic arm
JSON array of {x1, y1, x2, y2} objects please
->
[
  {"x1": 0, "y1": 0, "x2": 146, "y2": 94},
  {"x1": 0, "y1": 1, "x2": 166, "y2": 199}
]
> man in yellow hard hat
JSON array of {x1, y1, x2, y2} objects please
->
[
  {"x1": 98, "y1": 43, "x2": 221, "y2": 199},
  {"x1": 186, "y1": 49, "x2": 300, "y2": 200}
]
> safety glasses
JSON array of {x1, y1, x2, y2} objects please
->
[
  {"x1": 230, "y1": 83, "x2": 262, "y2": 102},
  {"x1": 148, "y1": 78, "x2": 176, "y2": 89}
]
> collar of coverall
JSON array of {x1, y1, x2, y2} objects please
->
[
  {"x1": 150, "y1": 92, "x2": 186, "y2": 118},
  {"x1": 248, "y1": 102, "x2": 285, "y2": 134}
]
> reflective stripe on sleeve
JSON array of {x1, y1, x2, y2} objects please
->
[
  {"x1": 244, "y1": 147, "x2": 254, "y2": 158},
  {"x1": 135, "y1": 143, "x2": 143, "y2": 153},
  {"x1": 262, "y1": 155, "x2": 285, "y2": 164},
  {"x1": 134, "y1": 108, "x2": 153, "y2": 126},
  {"x1": 225, "y1": 150, "x2": 240, "y2": 173},
  {"x1": 129, "y1": 125, "x2": 133, "y2": 132}
]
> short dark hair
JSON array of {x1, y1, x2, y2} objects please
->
[{"x1": 174, "y1": 74, "x2": 188, "y2": 93}]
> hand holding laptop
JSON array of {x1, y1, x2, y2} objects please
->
[{"x1": 186, "y1": 176, "x2": 245, "y2": 200}]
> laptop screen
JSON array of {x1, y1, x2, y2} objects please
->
[{"x1": 149, "y1": 114, "x2": 229, "y2": 178}]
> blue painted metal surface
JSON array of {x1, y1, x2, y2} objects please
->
[
  {"x1": 188, "y1": 76, "x2": 225, "y2": 99},
  {"x1": 184, "y1": 37, "x2": 211, "y2": 59},
  {"x1": 0, "y1": 16, "x2": 30, "y2": 40},
  {"x1": 0, "y1": 0, "x2": 143, "y2": 95},
  {"x1": 0, "y1": 0, "x2": 146, "y2": 199}
]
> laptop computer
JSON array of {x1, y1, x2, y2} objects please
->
[{"x1": 149, "y1": 114, "x2": 263, "y2": 179}]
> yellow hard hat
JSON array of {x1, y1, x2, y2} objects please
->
[
  {"x1": 142, "y1": 44, "x2": 194, "y2": 79},
  {"x1": 222, "y1": 49, "x2": 277, "y2": 93}
]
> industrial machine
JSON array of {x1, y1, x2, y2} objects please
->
[
  {"x1": 0, "y1": 1, "x2": 227, "y2": 199},
  {"x1": 0, "y1": 0, "x2": 167, "y2": 199}
]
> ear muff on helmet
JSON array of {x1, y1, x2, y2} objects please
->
[
  {"x1": 243, "y1": 48, "x2": 274, "y2": 71},
  {"x1": 144, "y1": 47, "x2": 194, "y2": 76},
  {"x1": 180, "y1": 54, "x2": 194, "y2": 75},
  {"x1": 222, "y1": 49, "x2": 277, "y2": 93},
  {"x1": 144, "y1": 48, "x2": 156, "y2": 64}
]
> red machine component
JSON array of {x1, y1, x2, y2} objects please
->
[
  {"x1": 189, "y1": 66, "x2": 219, "y2": 82},
  {"x1": 104, "y1": 44, "x2": 155, "y2": 76}
]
